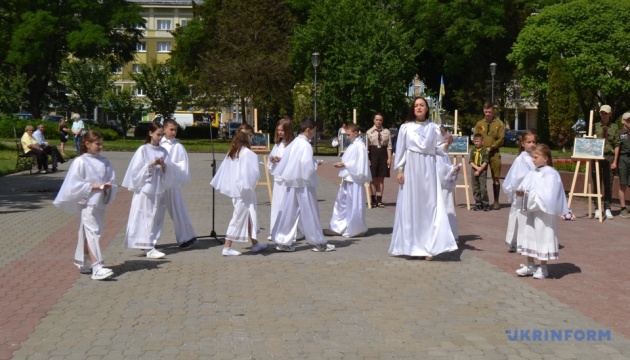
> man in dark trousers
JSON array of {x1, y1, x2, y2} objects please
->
[{"x1": 474, "y1": 102, "x2": 504, "y2": 210}]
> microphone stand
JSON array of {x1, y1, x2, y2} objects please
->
[{"x1": 197, "y1": 114, "x2": 223, "y2": 244}]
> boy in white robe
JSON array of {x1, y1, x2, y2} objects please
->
[
  {"x1": 327, "y1": 123, "x2": 372, "y2": 237},
  {"x1": 210, "y1": 124, "x2": 267, "y2": 256},
  {"x1": 160, "y1": 120, "x2": 198, "y2": 249},
  {"x1": 271, "y1": 118, "x2": 335, "y2": 252},
  {"x1": 515, "y1": 144, "x2": 569, "y2": 279},
  {"x1": 53, "y1": 131, "x2": 117, "y2": 280},
  {"x1": 122, "y1": 123, "x2": 174, "y2": 259}
]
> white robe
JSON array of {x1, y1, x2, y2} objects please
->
[
  {"x1": 389, "y1": 121, "x2": 458, "y2": 256},
  {"x1": 437, "y1": 153, "x2": 459, "y2": 240},
  {"x1": 53, "y1": 153, "x2": 117, "y2": 267},
  {"x1": 518, "y1": 166, "x2": 569, "y2": 261},
  {"x1": 502, "y1": 151, "x2": 535, "y2": 249},
  {"x1": 210, "y1": 147, "x2": 260, "y2": 241},
  {"x1": 330, "y1": 138, "x2": 372, "y2": 237},
  {"x1": 122, "y1": 144, "x2": 174, "y2": 249},
  {"x1": 161, "y1": 137, "x2": 197, "y2": 244},
  {"x1": 271, "y1": 135, "x2": 325, "y2": 245}
]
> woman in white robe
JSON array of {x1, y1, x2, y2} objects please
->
[
  {"x1": 502, "y1": 131, "x2": 536, "y2": 252},
  {"x1": 122, "y1": 122, "x2": 174, "y2": 259},
  {"x1": 267, "y1": 118, "x2": 301, "y2": 240},
  {"x1": 211, "y1": 124, "x2": 267, "y2": 256},
  {"x1": 514, "y1": 144, "x2": 569, "y2": 280},
  {"x1": 329, "y1": 124, "x2": 372, "y2": 237},
  {"x1": 53, "y1": 131, "x2": 117, "y2": 280},
  {"x1": 389, "y1": 97, "x2": 458, "y2": 260},
  {"x1": 160, "y1": 119, "x2": 197, "y2": 249}
]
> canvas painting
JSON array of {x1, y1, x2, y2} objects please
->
[{"x1": 572, "y1": 137, "x2": 605, "y2": 160}]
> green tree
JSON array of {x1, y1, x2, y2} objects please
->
[
  {"x1": 290, "y1": 0, "x2": 414, "y2": 131},
  {"x1": 548, "y1": 54, "x2": 580, "y2": 151},
  {"x1": 0, "y1": 65, "x2": 29, "y2": 115},
  {"x1": 59, "y1": 59, "x2": 114, "y2": 122},
  {"x1": 132, "y1": 60, "x2": 190, "y2": 119},
  {"x1": 0, "y1": 1, "x2": 144, "y2": 118},
  {"x1": 508, "y1": 0, "x2": 630, "y2": 118},
  {"x1": 103, "y1": 89, "x2": 144, "y2": 140}
]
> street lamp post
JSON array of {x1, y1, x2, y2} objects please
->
[
  {"x1": 513, "y1": 81, "x2": 520, "y2": 130},
  {"x1": 490, "y1": 62, "x2": 497, "y2": 104},
  {"x1": 312, "y1": 52, "x2": 321, "y2": 129}
]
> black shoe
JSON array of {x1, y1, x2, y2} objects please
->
[
  {"x1": 473, "y1": 205, "x2": 481, "y2": 211},
  {"x1": 51, "y1": 168, "x2": 58, "y2": 172},
  {"x1": 484, "y1": 205, "x2": 491, "y2": 212},
  {"x1": 179, "y1": 238, "x2": 198, "y2": 249}
]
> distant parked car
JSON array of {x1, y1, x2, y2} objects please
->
[
  {"x1": 44, "y1": 115, "x2": 64, "y2": 122},
  {"x1": 16, "y1": 113, "x2": 32, "y2": 120}
]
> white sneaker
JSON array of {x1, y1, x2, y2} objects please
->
[
  {"x1": 251, "y1": 242, "x2": 268, "y2": 253},
  {"x1": 274, "y1": 244, "x2": 295, "y2": 252},
  {"x1": 605, "y1": 209, "x2": 614, "y2": 219},
  {"x1": 91, "y1": 267, "x2": 113, "y2": 280},
  {"x1": 594, "y1": 209, "x2": 600, "y2": 218},
  {"x1": 145, "y1": 248, "x2": 165, "y2": 259},
  {"x1": 311, "y1": 243, "x2": 336, "y2": 252},
  {"x1": 533, "y1": 267, "x2": 548, "y2": 279},
  {"x1": 515, "y1": 263, "x2": 536, "y2": 276},
  {"x1": 222, "y1": 247, "x2": 241, "y2": 256}
]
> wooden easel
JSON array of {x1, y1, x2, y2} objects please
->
[
  {"x1": 450, "y1": 110, "x2": 471, "y2": 210},
  {"x1": 567, "y1": 111, "x2": 603, "y2": 222},
  {"x1": 253, "y1": 149, "x2": 273, "y2": 201}
]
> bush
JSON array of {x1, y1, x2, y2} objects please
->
[
  {"x1": 0, "y1": 115, "x2": 37, "y2": 138},
  {"x1": 95, "y1": 127, "x2": 119, "y2": 141}
]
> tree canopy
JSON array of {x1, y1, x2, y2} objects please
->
[
  {"x1": 59, "y1": 59, "x2": 114, "y2": 121},
  {"x1": 0, "y1": 0, "x2": 144, "y2": 117},
  {"x1": 132, "y1": 60, "x2": 190, "y2": 119}
]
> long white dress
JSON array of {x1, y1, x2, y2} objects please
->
[
  {"x1": 436, "y1": 152, "x2": 459, "y2": 240},
  {"x1": 53, "y1": 153, "x2": 118, "y2": 268},
  {"x1": 329, "y1": 138, "x2": 372, "y2": 237},
  {"x1": 389, "y1": 121, "x2": 458, "y2": 256},
  {"x1": 271, "y1": 135, "x2": 326, "y2": 246},
  {"x1": 502, "y1": 151, "x2": 535, "y2": 250},
  {"x1": 161, "y1": 137, "x2": 197, "y2": 244},
  {"x1": 518, "y1": 165, "x2": 569, "y2": 261},
  {"x1": 210, "y1": 147, "x2": 260, "y2": 242},
  {"x1": 122, "y1": 144, "x2": 174, "y2": 249}
]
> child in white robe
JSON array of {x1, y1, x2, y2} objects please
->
[
  {"x1": 328, "y1": 123, "x2": 372, "y2": 237},
  {"x1": 122, "y1": 122, "x2": 174, "y2": 259},
  {"x1": 268, "y1": 117, "x2": 303, "y2": 241},
  {"x1": 211, "y1": 123, "x2": 267, "y2": 256},
  {"x1": 160, "y1": 119, "x2": 198, "y2": 249},
  {"x1": 502, "y1": 131, "x2": 536, "y2": 253},
  {"x1": 514, "y1": 144, "x2": 569, "y2": 279},
  {"x1": 271, "y1": 117, "x2": 335, "y2": 252},
  {"x1": 53, "y1": 131, "x2": 117, "y2": 280},
  {"x1": 437, "y1": 126, "x2": 461, "y2": 241}
]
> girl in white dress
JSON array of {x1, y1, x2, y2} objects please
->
[
  {"x1": 268, "y1": 117, "x2": 297, "y2": 239},
  {"x1": 389, "y1": 97, "x2": 458, "y2": 260},
  {"x1": 502, "y1": 131, "x2": 536, "y2": 253},
  {"x1": 329, "y1": 123, "x2": 372, "y2": 237},
  {"x1": 53, "y1": 131, "x2": 117, "y2": 280},
  {"x1": 211, "y1": 124, "x2": 267, "y2": 256},
  {"x1": 515, "y1": 144, "x2": 569, "y2": 279},
  {"x1": 123, "y1": 122, "x2": 174, "y2": 259},
  {"x1": 437, "y1": 126, "x2": 461, "y2": 241}
]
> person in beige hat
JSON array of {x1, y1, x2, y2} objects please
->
[
  {"x1": 617, "y1": 112, "x2": 630, "y2": 218},
  {"x1": 592, "y1": 105, "x2": 620, "y2": 219}
]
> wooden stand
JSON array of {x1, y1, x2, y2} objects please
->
[
  {"x1": 451, "y1": 154, "x2": 471, "y2": 210},
  {"x1": 567, "y1": 158, "x2": 603, "y2": 222},
  {"x1": 253, "y1": 150, "x2": 273, "y2": 201}
]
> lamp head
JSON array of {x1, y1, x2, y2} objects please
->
[
  {"x1": 311, "y1": 52, "x2": 321, "y2": 68},
  {"x1": 490, "y1": 62, "x2": 497, "y2": 76}
]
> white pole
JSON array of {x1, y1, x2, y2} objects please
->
[{"x1": 353, "y1": 108, "x2": 357, "y2": 124}]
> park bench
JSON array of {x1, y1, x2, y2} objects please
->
[
  {"x1": 15, "y1": 140, "x2": 37, "y2": 174},
  {"x1": 311, "y1": 133, "x2": 338, "y2": 155}
]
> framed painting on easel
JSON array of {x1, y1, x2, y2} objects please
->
[
  {"x1": 572, "y1": 137, "x2": 605, "y2": 160},
  {"x1": 448, "y1": 135, "x2": 469, "y2": 155}
]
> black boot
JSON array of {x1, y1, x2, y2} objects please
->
[
  {"x1": 376, "y1": 196, "x2": 383, "y2": 208},
  {"x1": 370, "y1": 195, "x2": 377, "y2": 208},
  {"x1": 493, "y1": 184, "x2": 500, "y2": 210}
]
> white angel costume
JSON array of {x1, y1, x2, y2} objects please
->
[
  {"x1": 502, "y1": 151, "x2": 535, "y2": 250},
  {"x1": 53, "y1": 153, "x2": 118, "y2": 268},
  {"x1": 389, "y1": 121, "x2": 458, "y2": 257},
  {"x1": 210, "y1": 147, "x2": 260, "y2": 241},
  {"x1": 271, "y1": 135, "x2": 326, "y2": 246},
  {"x1": 122, "y1": 144, "x2": 174, "y2": 249},
  {"x1": 329, "y1": 137, "x2": 372, "y2": 237},
  {"x1": 436, "y1": 151, "x2": 460, "y2": 240},
  {"x1": 160, "y1": 137, "x2": 197, "y2": 244},
  {"x1": 517, "y1": 165, "x2": 569, "y2": 260}
]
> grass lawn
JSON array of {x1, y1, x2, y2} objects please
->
[{"x1": 0, "y1": 138, "x2": 339, "y2": 176}]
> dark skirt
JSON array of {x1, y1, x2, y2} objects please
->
[
  {"x1": 369, "y1": 145, "x2": 390, "y2": 178},
  {"x1": 59, "y1": 131, "x2": 69, "y2": 143}
]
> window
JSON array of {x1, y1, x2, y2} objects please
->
[
  {"x1": 132, "y1": 64, "x2": 142, "y2": 73},
  {"x1": 135, "y1": 88, "x2": 146, "y2": 96},
  {"x1": 157, "y1": 19, "x2": 171, "y2": 30},
  {"x1": 136, "y1": 42, "x2": 146, "y2": 52},
  {"x1": 114, "y1": 85, "x2": 123, "y2": 94},
  {"x1": 113, "y1": 66, "x2": 122, "y2": 74},
  {"x1": 157, "y1": 41, "x2": 171, "y2": 53},
  {"x1": 180, "y1": 19, "x2": 188, "y2": 27}
]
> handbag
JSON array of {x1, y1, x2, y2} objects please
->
[{"x1": 331, "y1": 138, "x2": 339, "y2": 147}]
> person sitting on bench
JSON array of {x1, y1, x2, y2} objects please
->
[{"x1": 32, "y1": 124, "x2": 66, "y2": 172}]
